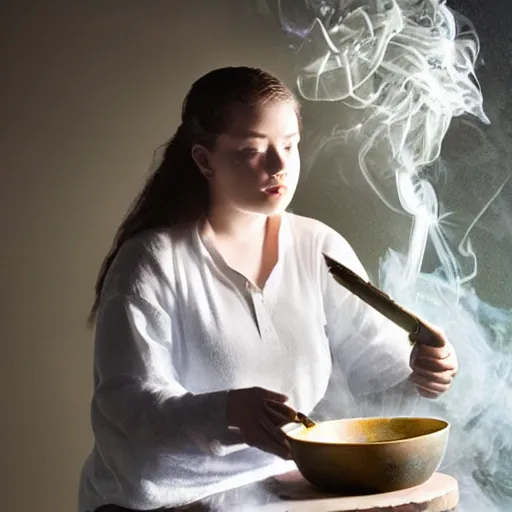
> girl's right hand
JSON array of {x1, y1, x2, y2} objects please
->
[{"x1": 225, "y1": 386, "x2": 296, "y2": 460}]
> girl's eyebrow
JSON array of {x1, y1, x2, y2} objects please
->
[{"x1": 235, "y1": 130, "x2": 300, "y2": 139}]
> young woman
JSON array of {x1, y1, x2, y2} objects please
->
[{"x1": 79, "y1": 66, "x2": 458, "y2": 512}]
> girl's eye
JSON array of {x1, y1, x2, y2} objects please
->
[{"x1": 238, "y1": 148, "x2": 260, "y2": 159}]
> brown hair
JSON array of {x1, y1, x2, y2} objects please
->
[{"x1": 88, "y1": 66, "x2": 300, "y2": 324}]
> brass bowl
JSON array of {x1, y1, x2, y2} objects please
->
[{"x1": 286, "y1": 417, "x2": 450, "y2": 494}]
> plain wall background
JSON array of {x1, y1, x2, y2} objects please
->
[{"x1": 1, "y1": 2, "x2": 509, "y2": 511}]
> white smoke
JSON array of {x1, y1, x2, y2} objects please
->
[{"x1": 271, "y1": 0, "x2": 512, "y2": 510}]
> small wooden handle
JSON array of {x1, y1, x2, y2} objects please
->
[{"x1": 294, "y1": 412, "x2": 316, "y2": 428}]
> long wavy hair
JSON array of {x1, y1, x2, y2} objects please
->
[{"x1": 88, "y1": 66, "x2": 300, "y2": 324}]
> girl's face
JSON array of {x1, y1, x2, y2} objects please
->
[{"x1": 193, "y1": 100, "x2": 301, "y2": 217}]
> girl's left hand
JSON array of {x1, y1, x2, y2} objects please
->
[{"x1": 408, "y1": 325, "x2": 458, "y2": 399}]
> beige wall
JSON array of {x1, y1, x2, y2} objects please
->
[{"x1": 3, "y1": 2, "x2": 502, "y2": 511}]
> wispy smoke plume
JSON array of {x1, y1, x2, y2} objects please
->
[{"x1": 252, "y1": 0, "x2": 512, "y2": 510}]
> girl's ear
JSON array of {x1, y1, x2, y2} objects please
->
[{"x1": 191, "y1": 144, "x2": 214, "y2": 179}]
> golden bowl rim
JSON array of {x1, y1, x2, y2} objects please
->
[{"x1": 286, "y1": 416, "x2": 450, "y2": 447}]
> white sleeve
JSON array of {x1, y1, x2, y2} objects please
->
[
  {"x1": 320, "y1": 229, "x2": 414, "y2": 396},
  {"x1": 92, "y1": 292, "x2": 246, "y2": 458}
]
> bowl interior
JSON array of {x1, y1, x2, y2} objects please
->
[{"x1": 287, "y1": 417, "x2": 449, "y2": 445}]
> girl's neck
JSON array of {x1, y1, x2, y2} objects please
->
[{"x1": 206, "y1": 203, "x2": 272, "y2": 244}]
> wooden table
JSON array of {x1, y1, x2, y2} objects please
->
[{"x1": 259, "y1": 471, "x2": 459, "y2": 512}]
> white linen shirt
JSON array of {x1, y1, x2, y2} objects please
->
[{"x1": 78, "y1": 212, "x2": 413, "y2": 512}]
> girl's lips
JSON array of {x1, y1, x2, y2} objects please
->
[{"x1": 263, "y1": 185, "x2": 287, "y2": 196}]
